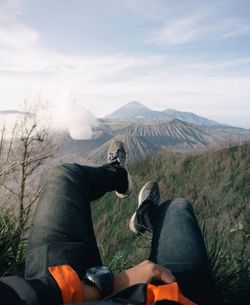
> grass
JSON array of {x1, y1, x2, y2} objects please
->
[
  {"x1": 92, "y1": 144, "x2": 250, "y2": 304},
  {"x1": 0, "y1": 144, "x2": 249, "y2": 304},
  {"x1": 0, "y1": 213, "x2": 27, "y2": 276}
]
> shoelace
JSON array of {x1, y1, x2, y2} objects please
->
[
  {"x1": 108, "y1": 151, "x2": 121, "y2": 163},
  {"x1": 149, "y1": 188, "x2": 159, "y2": 202}
]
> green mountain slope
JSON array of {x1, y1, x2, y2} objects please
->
[{"x1": 93, "y1": 144, "x2": 250, "y2": 304}]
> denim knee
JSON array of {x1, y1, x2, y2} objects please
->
[
  {"x1": 169, "y1": 198, "x2": 192, "y2": 211},
  {"x1": 157, "y1": 198, "x2": 192, "y2": 217},
  {"x1": 47, "y1": 164, "x2": 75, "y2": 181}
]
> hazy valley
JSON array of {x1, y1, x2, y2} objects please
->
[{"x1": 54, "y1": 101, "x2": 250, "y2": 165}]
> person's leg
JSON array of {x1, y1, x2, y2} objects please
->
[
  {"x1": 148, "y1": 198, "x2": 216, "y2": 305},
  {"x1": 28, "y1": 163, "x2": 128, "y2": 244},
  {"x1": 25, "y1": 162, "x2": 129, "y2": 279}
]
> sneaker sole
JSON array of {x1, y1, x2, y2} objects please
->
[
  {"x1": 128, "y1": 183, "x2": 149, "y2": 233},
  {"x1": 129, "y1": 212, "x2": 138, "y2": 233}
]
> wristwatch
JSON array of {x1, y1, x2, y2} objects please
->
[{"x1": 82, "y1": 266, "x2": 113, "y2": 297}]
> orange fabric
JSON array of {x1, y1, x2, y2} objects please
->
[
  {"x1": 48, "y1": 264, "x2": 84, "y2": 304},
  {"x1": 146, "y1": 282, "x2": 197, "y2": 305}
]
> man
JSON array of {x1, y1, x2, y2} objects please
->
[{"x1": 0, "y1": 140, "x2": 216, "y2": 305}]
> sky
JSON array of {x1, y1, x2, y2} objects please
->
[{"x1": 0, "y1": 0, "x2": 250, "y2": 128}]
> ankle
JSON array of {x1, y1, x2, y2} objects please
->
[
  {"x1": 115, "y1": 165, "x2": 129, "y2": 194},
  {"x1": 136, "y1": 201, "x2": 157, "y2": 232}
]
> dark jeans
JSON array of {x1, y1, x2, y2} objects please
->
[
  {"x1": 25, "y1": 163, "x2": 216, "y2": 305},
  {"x1": 148, "y1": 200, "x2": 216, "y2": 304}
]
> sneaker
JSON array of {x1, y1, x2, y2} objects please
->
[
  {"x1": 129, "y1": 181, "x2": 160, "y2": 234},
  {"x1": 107, "y1": 139, "x2": 133, "y2": 198}
]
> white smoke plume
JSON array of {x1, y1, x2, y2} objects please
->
[{"x1": 51, "y1": 92, "x2": 99, "y2": 140}]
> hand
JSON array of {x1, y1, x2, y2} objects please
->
[{"x1": 113, "y1": 260, "x2": 176, "y2": 292}]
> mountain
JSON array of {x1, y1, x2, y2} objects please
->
[
  {"x1": 163, "y1": 109, "x2": 221, "y2": 126},
  {"x1": 57, "y1": 118, "x2": 249, "y2": 165},
  {"x1": 56, "y1": 120, "x2": 213, "y2": 164},
  {"x1": 105, "y1": 101, "x2": 169, "y2": 121},
  {"x1": 83, "y1": 135, "x2": 159, "y2": 165},
  {"x1": 106, "y1": 101, "x2": 222, "y2": 127},
  {"x1": 112, "y1": 119, "x2": 222, "y2": 147}
]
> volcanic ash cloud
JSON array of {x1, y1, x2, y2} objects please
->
[{"x1": 52, "y1": 93, "x2": 99, "y2": 140}]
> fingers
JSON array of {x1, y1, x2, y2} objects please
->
[
  {"x1": 155, "y1": 266, "x2": 176, "y2": 284},
  {"x1": 149, "y1": 261, "x2": 176, "y2": 284},
  {"x1": 116, "y1": 260, "x2": 176, "y2": 291}
]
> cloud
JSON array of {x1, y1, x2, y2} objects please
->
[
  {"x1": 223, "y1": 21, "x2": 250, "y2": 38},
  {"x1": 0, "y1": 24, "x2": 39, "y2": 49},
  {"x1": 149, "y1": 14, "x2": 250, "y2": 46},
  {"x1": 0, "y1": 95, "x2": 99, "y2": 141},
  {"x1": 0, "y1": 0, "x2": 249, "y2": 128},
  {"x1": 0, "y1": 0, "x2": 24, "y2": 20},
  {"x1": 51, "y1": 92, "x2": 99, "y2": 140},
  {"x1": 0, "y1": 0, "x2": 42, "y2": 72},
  {"x1": 123, "y1": 0, "x2": 250, "y2": 45},
  {"x1": 120, "y1": 0, "x2": 168, "y2": 20},
  {"x1": 149, "y1": 16, "x2": 204, "y2": 45},
  {"x1": 1, "y1": 39, "x2": 249, "y2": 127}
]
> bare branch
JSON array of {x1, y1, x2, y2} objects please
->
[
  {"x1": 0, "y1": 183, "x2": 19, "y2": 197},
  {"x1": 25, "y1": 187, "x2": 43, "y2": 215},
  {"x1": 0, "y1": 99, "x2": 59, "y2": 262},
  {"x1": 0, "y1": 161, "x2": 21, "y2": 178},
  {"x1": 7, "y1": 122, "x2": 18, "y2": 162},
  {"x1": 0, "y1": 124, "x2": 6, "y2": 159},
  {"x1": 0, "y1": 153, "x2": 53, "y2": 178}
]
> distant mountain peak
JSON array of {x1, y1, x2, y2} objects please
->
[
  {"x1": 106, "y1": 102, "x2": 222, "y2": 127},
  {"x1": 106, "y1": 101, "x2": 155, "y2": 120},
  {"x1": 122, "y1": 101, "x2": 149, "y2": 108}
]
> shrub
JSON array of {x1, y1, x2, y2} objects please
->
[{"x1": 0, "y1": 213, "x2": 26, "y2": 276}]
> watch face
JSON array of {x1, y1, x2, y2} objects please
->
[
  {"x1": 86, "y1": 266, "x2": 110, "y2": 280},
  {"x1": 83, "y1": 266, "x2": 113, "y2": 297}
]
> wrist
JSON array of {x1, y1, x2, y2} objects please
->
[
  {"x1": 113, "y1": 271, "x2": 128, "y2": 292},
  {"x1": 81, "y1": 281, "x2": 102, "y2": 301},
  {"x1": 82, "y1": 266, "x2": 113, "y2": 298}
]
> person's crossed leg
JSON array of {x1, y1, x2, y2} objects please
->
[{"x1": 128, "y1": 182, "x2": 217, "y2": 305}]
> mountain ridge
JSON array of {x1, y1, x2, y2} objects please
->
[
  {"x1": 2, "y1": 104, "x2": 249, "y2": 165},
  {"x1": 106, "y1": 101, "x2": 222, "y2": 127},
  {"x1": 55, "y1": 117, "x2": 250, "y2": 166}
]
